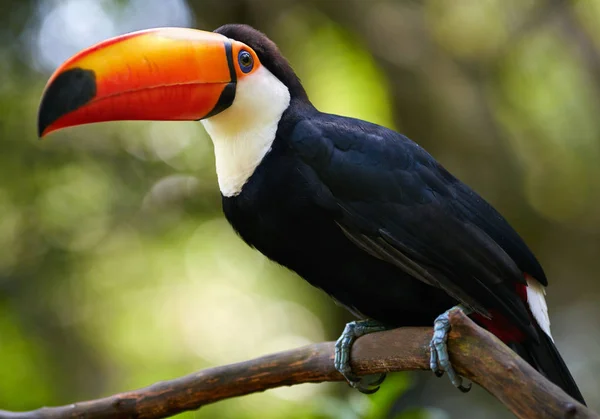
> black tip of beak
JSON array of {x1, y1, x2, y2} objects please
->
[{"x1": 37, "y1": 68, "x2": 97, "y2": 137}]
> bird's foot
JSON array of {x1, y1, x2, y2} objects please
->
[
  {"x1": 334, "y1": 319, "x2": 389, "y2": 394},
  {"x1": 429, "y1": 305, "x2": 473, "y2": 393}
]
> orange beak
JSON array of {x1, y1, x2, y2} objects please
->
[{"x1": 37, "y1": 28, "x2": 237, "y2": 137}]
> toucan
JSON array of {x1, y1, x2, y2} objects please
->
[{"x1": 37, "y1": 24, "x2": 586, "y2": 405}]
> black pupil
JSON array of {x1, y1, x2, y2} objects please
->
[{"x1": 241, "y1": 53, "x2": 251, "y2": 66}]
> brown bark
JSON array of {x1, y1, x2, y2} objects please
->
[{"x1": 0, "y1": 309, "x2": 596, "y2": 419}]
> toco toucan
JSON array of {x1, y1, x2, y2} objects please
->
[{"x1": 37, "y1": 24, "x2": 586, "y2": 405}]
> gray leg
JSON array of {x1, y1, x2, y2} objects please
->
[
  {"x1": 334, "y1": 319, "x2": 389, "y2": 394},
  {"x1": 429, "y1": 305, "x2": 472, "y2": 392}
]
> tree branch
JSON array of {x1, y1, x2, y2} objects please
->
[{"x1": 0, "y1": 310, "x2": 596, "y2": 419}]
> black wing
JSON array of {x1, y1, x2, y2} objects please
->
[{"x1": 290, "y1": 114, "x2": 546, "y2": 339}]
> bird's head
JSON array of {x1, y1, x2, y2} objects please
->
[{"x1": 37, "y1": 24, "x2": 307, "y2": 138}]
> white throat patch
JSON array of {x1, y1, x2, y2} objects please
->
[{"x1": 201, "y1": 66, "x2": 291, "y2": 197}]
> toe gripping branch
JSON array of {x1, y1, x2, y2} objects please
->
[
  {"x1": 335, "y1": 306, "x2": 472, "y2": 395},
  {"x1": 430, "y1": 305, "x2": 472, "y2": 393},
  {"x1": 334, "y1": 319, "x2": 389, "y2": 394}
]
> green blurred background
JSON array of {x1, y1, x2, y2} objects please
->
[{"x1": 1, "y1": 0, "x2": 599, "y2": 417}]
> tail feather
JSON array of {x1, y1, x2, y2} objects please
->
[{"x1": 511, "y1": 324, "x2": 586, "y2": 406}]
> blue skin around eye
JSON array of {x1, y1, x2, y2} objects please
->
[{"x1": 238, "y1": 51, "x2": 253, "y2": 73}]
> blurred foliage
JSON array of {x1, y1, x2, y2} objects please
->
[{"x1": 0, "y1": 0, "x2": 599, "y2": 418}]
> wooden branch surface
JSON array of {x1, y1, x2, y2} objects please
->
[{"x1": 0, "y1": 310, "x2": 596, "y2": 419}]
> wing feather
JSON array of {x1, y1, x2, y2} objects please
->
[{"x1": 291, "y1": 116, "x2": 545, "y2": 339}]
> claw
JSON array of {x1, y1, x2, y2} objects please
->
[
  {"x1": 366, "y1": 372, "x2": 387, "y2": 387},
  {"x1": 354, "y1": 379, "x2": 382, "y2": 394},
  {"x1": 345, "y1": 372, "x2": 387, "y2": 394},
  {"x1": 429, "y1": 305, "x2": 473, "y2": 393},
  {"x1": 458, "y1": 382, "x2": 472, "y2": 393},
  {"x1": 334, "y1": 320, "x2": 389, "y2": 394}
]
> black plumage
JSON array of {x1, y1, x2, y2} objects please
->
[
  {"x1": 217, "y1": 24, "x2": 585, "y2": 404},
  {"x1": 225, "y1": 105, "x2": 532, "y2": 328}
]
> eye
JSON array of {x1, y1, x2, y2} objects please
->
[{"x1": 238, "y1": 50, "x2": 254, "y2": 73}]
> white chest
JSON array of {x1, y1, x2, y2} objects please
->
[{"x1": 201, "y1": 66, "x2": 290, "y2": 197}]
